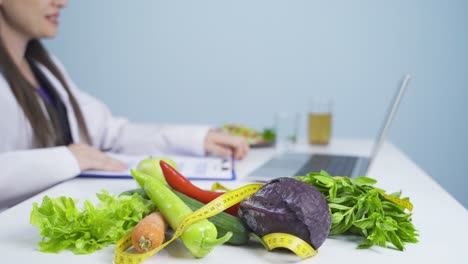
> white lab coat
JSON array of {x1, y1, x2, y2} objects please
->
[{"x1": 0, "y1": 56, "x2": 210, "y2": 209}]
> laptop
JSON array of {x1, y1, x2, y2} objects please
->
[{"x1": 248, "y1": 74, "x2": 411, "y2": 180}]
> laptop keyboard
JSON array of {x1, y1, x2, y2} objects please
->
[{"x1": 295, "y1": 154, "x2": 358, "y2": 176}]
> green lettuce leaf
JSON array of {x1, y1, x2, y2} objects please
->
[{"x1": 30, "y1": 190, "x2": 156, "y2": 254}]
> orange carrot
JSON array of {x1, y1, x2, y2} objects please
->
[{"x1": 131, "y1": 211, "x2": 167, "y2": 253}]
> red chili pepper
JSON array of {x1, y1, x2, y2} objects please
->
[{"x1": 159, "y1": 160, "x2": 240, "y2": 217}]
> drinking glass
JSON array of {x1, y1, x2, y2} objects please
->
[
  {"x1": 308, "y1": 99, "x2": 332, "y2": 145},
  {"x1": 274, "y1": 111, "x2": 299, "y2": 155}
]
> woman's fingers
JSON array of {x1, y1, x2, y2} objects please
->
[
  {"x1": 68, "y1": 143, "x2": 127, "y2": 172},
  {"x1": 234, "y1": 139, "x2": 250, "y2": 160},
  {"x1": 206, "y1": 143, "x2": 233, "y2": 158},
  {"x1": 204, "y1": 129, "x2": 250, "y2": 160},
  {"x1": 99, "y1": 154, "x2": 128, "y2": 171}
]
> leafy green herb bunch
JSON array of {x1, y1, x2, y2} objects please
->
[{"x1": 296, "y1": 171, "x2": 418, "y2": 250}]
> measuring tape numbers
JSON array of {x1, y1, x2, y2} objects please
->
[{"x1": 262, "y1": 233, "x2": 317, "y2": 259}]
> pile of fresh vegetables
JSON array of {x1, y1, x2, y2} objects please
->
[
  {"x1": 30, "y1": 157, "x2": 418, "y2": 261},
  {"x1": 130, "y1": 169, "x2": 232, "y2": 257}
]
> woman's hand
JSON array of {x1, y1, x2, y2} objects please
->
[
  {"x1": 68, "y1": 143, "x2": 127, "y2": 172},
  {"x1": 204, "y1": 129, "x2": 250, "y2": 160}
]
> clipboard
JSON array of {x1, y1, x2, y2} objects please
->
[{"x1": 79, "y1": 153, "x2": 236, "y2": 181}]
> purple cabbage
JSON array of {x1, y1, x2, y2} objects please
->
[{"x1": 239, "y1": 177, "x2": 331, "y2": 249}]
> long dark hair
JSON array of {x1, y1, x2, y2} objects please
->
[{"x1": 0, "y1": 38, "x2": 91, "y2": 147}]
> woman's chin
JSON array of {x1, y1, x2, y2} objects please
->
[
  {"x1": 41, "y1": 31, "x2": 58, "y2": 39},
  {"x1": 38, "y1": 26, "x2": 59, "y2": 39}
]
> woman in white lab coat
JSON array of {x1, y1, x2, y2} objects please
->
[{"x1": 0, "y1": 0, "x2": 249, "y2": 209}]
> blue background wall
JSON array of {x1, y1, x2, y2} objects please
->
[{"x1": 45, "y1": 0, "x2": 467, "y2": 207}]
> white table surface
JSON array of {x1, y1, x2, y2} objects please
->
[{"x1": 0, "y1": 139, "x2": 466, "y2": 263}]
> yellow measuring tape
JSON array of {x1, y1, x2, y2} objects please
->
[
  {"x1": 262, "y1": 233, "x2": 317, "y2": 259},
  {"x1": 210, "y1": 182, "x2": 232, "y2": 192},
  {"x1": 377, "y1": 190, "x2": 414, "y2": 212},
  {"x1": 115, "y1": 183, "x2": 317, "y2": 263}
]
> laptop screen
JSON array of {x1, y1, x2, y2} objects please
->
[{"x1": 367, "y1": 74, "x2": 411, "y2": 172}]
